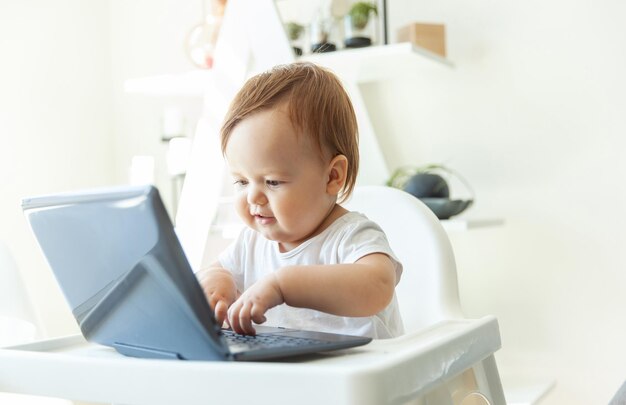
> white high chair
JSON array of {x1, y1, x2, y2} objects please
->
[
  {"x1": 345, "y1": 185, "x2": 506, "y2": 405},
  {"x1": 0, "y1": 188, "x2": 505, "y2": 405}
]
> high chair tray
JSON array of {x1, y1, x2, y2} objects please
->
[{"x1": 0, "y1": 316, "x2": 501, "y2": 405}]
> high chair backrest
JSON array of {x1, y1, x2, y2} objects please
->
[{"x1": 344, "y1": 186, "x2": 464, "y2": 333}]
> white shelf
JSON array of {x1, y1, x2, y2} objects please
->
[
  {"x1": 122, "y1": 43, "x2": 452, "y2": 96},
  {"x1": 301, "y1": 42, "x2": 453, "y2": 82},
  {"x1": 441, "y1": 218, "x2": 505, "y2": 232}
]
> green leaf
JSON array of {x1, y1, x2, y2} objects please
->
[
  {"x1": 348, "y1": 2, "x2": 378, "y2": 30},
  {"x1": 285, "y1": 22, "x2": 304, "y2": 40}
]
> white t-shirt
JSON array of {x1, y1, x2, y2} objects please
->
[{"x1": 218, "y1": 211, "x2": 405, "y2": 339}]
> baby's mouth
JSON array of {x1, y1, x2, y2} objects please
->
[{"x1": 252, "y1": 212, "x2": 275, "y2": 224}]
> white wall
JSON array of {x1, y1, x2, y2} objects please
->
[
  {"x1": 367, "y1": 0, "x2": 625, "y2": 403},
  {"x1": 109, "y1": 0, "x2": 204, "y2": 212},
  {"x1": 0, "y1": 0, "x2": 115, "y2": 336},
  {"x1": 0, "y1": 0, "x2": 202, "y2": 336}
]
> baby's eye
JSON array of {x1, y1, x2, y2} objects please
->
[
  {"x1": 233, "y1": 179, "x2": 248, "y2": 187},
  {"x1": 265, "y1": 180, "x2": 282, "y2": 187}
]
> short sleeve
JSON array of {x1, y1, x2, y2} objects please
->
[{"x1": 337, "y1": 215, "x2": 403, "y2": 285}]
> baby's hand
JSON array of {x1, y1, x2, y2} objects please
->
[
  {"x1": 196, "y1": 267, "x2": 238, "y2": 327},
  {"x1": 227, "y1": 273, "x2": 284, "y2": 335}
]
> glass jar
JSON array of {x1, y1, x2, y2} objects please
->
[
  {"x1": 309, "y1": 15, "x2": 338, "y2": 53},
  {"x1": 343, "y1": 2, "x2": 378, "y2": 48}
]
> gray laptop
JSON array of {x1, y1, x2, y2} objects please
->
[{"x1": 22, "y1": 185, "x2": 371, "y2": 361}]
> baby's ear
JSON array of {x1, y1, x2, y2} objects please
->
[{"x1": 326, "y1": 155, "x2": 348, "y2": 196}]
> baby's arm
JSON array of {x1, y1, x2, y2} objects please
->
[
  {"x1": 196, "y1": 262, "x2": 239, "y2": 327},
  {"x1": 227, "y1": 253, "x2": 396, "y2": 335}
]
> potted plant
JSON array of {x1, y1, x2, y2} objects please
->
[
  {"x1": 309, "y1": 13, "x2": 337, "y2": 53},
  {"x1": 344, "y1": 2, "x2": 378, "y2": 48},
  {"x1": 387, "y1": 164, "x2": 474, "y2": 219},
  {"x1": 285, "y1": 22, "x2": 305, "y2": 56}
]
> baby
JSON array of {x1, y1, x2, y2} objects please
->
[{"x1": 196, "y1": 62, "x2": 404, "y2": 338}]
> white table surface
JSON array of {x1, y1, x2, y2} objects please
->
[{"x1": 0, "y1": 316, "x2": 501, "y2": 405}]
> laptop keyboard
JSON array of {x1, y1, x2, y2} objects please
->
[{"x1": 221, "y1": 329, "x2": 327, "y2": 351}]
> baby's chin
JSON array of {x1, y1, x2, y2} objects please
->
[{"x1": 256, "y1": 230, "x2": 310, "y2": 251}]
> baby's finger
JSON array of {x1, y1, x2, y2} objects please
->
[
  {"x1": 206, "y1": 292, "x2": 217, "y2": 309},
  {"x1": 214, "y1": 300, "x2": 228, "y2": 327},
  {"x1": 250, "y1": 303, "x2": 267, "y2": 325},
  {"x1": 227, "y1": 301, "x2": 243, "y2": 334},
  {"x1": 238, "y1": 302, "x2": 256, "y2": 335}
]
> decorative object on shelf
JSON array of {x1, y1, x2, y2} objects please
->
[
  {"x1": 402, "y1": 171, "x2": 449, "y2": 199},
  {"x1": 185, "y1": 0, "x2": 228, "y2": 69},
  {"x1": 285, "y1": 21, "x2": 305, "y2": 56},
  {"x1": 309, "y1": 11, "x2": 338, "y2": 53},
  {"x1": 418, "y1": 198, "x2": 472, "y2": 221},
  {"x1": 397, "y1": 22, "x2": 446, "y2": 58},
  {"x1": 387, "y1": 164, "x2": 474, "y2": 220},
  {"x1": 344, "y1": 1, "x2": 378, "y2": 48}
]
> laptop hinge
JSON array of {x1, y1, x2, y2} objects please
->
[{"x1": 113, "y1": 342, "x2": 183, "y2": 360}]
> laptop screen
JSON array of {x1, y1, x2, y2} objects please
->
[{"x1": 22, "y1": 185, "x2": 229, "y2": 360}]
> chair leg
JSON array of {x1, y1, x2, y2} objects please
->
[
  {"x1": 403, "y1": 355, "x2": 507, "y2": 405},
  {"x1": 445, "y1": 355, "x2": 506, "y2": 405},
  {"x1": 478, "y1": 355, "x2": 507, "y2": 405}
]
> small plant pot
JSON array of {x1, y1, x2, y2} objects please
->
[
  {"x1": 343, "y1": 10, "x2": 376, "y2": 48},
  {"x1": 309, "y1": 17, "x2": 338, "y2": 53},
  {"x1": 285, "y1": 22, "x2": 305, "y2": 56},
  {"x1": 403, "y1": 173, "x2": 450, "y2": 199}
]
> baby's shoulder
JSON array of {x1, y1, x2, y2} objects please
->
[{"x1": 327, "y1": 211, "x2": 384, "y2": 239}]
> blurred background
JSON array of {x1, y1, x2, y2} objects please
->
[{"x1": 1, "y1": 1, "x2": 625, "y2": 404}]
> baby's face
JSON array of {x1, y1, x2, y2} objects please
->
[{"x1": 225, "y1": 106, "x2": 336, "y2": 252}]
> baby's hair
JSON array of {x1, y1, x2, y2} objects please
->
[{"x1": 220, "y1": 62, "x2": 359, "y2": 203}]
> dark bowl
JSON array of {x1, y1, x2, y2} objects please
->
[
  {"x1": 419, "y1": 198, "x2": 473, "y2": 220},
  {"x1": 403, "y1": 173, "x2": 450, "y2": 199}
]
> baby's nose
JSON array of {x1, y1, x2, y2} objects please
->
[{"x1": 247, "y1": 185, "x2": 268, "y2": 206}]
